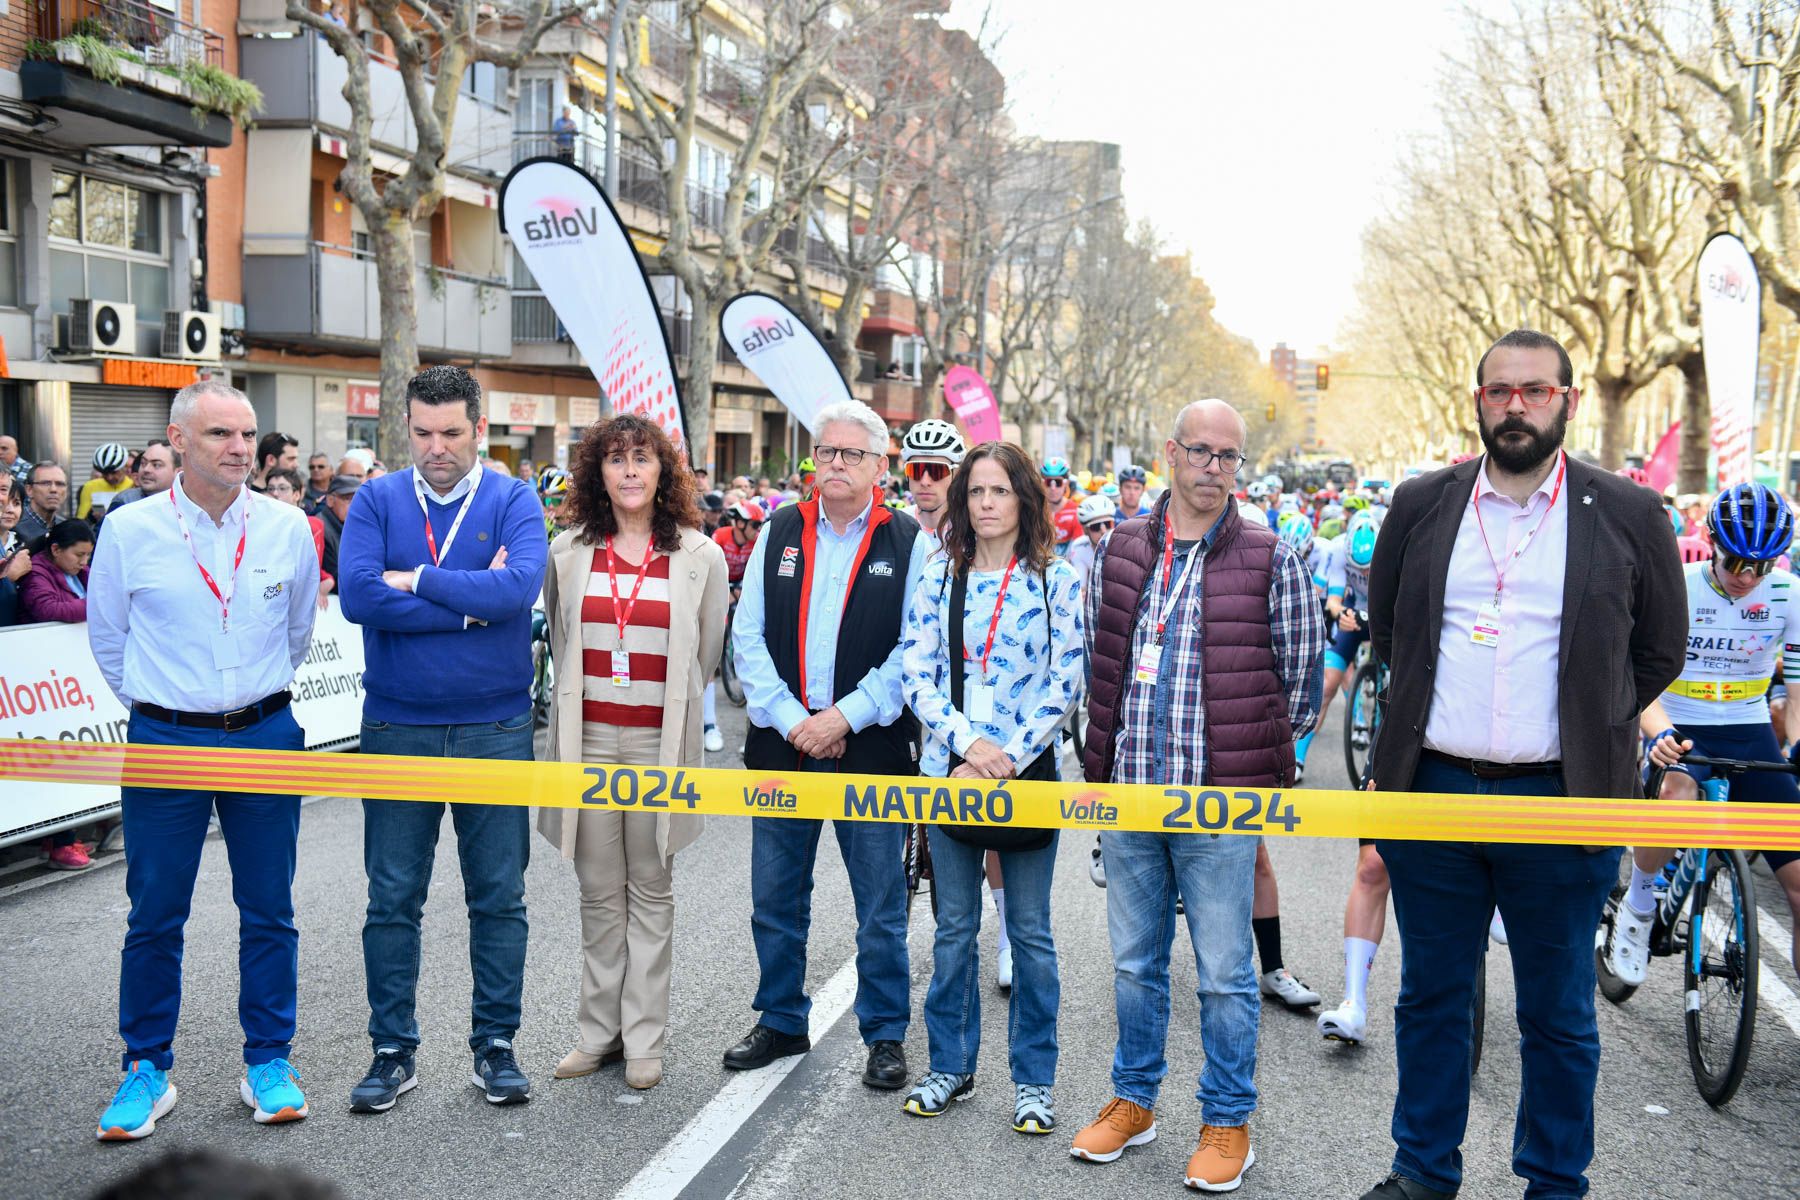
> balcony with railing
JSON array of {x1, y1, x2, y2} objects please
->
[
  {"x1": 245, "y1": 243, "x2": 510, "y2": 357},
  {"x1": 25, "y1": 0, "x2": 235, "y2": 147}
]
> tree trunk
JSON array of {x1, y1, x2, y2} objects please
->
[
  {"x1": 1677, "y1": 349, "x2": 1710, "y2": 495},
  {"x1": 374, "y1": 212, "x2": 421, "y2": 464},
  {"x1": 684, "y1": 300, "x2": 719, "y2": 471},
  {"x1": 1595, "y1": 377, "x2": 1632, "y2": 469}
]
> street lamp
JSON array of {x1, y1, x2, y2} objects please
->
[{"x1": 973, "y1": 192, "x2": 1124, "y2": 375}]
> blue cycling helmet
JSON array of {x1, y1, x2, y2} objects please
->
[
  {"x1": 1347, "y1": 512, "x2": 1379, "y2": 568},
  {"x1": 1118, "y1": 464, "x2": 1147, "y2": 483},
  {"x1": 1708, "y1": 483, "x2": 1793, "y2": 561},
  {"x1": 1665, "y1": 504, "x2": 1683, "y2": 534},
  {"x1": 1041, "y1": 456, "x2": 1070, "y2": 479},
  {"x1": 1277, "y1": 511, "x2": 1314, "y2": 558}
]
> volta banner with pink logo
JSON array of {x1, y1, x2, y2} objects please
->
[
  {"x1": 1698, "y1": 232, "x2": 1760, "y2": 489},
  {"x1": 719, "y1": 292, "x2": 850, "y2": 435},
  {"x1": 942, "y1": 365, "x2": 1001, "y2": 445},
  {"x1": 499, "y1": 158, "x2": 688, "y2": 453}
]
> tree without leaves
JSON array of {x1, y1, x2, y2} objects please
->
[{"x1": 288, "y1": 0, "x2": 589, "y2": 461}]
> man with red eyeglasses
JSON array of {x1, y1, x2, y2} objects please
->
[{"x1": 899, "y1": 419, "x2": 965, "y2": 544}]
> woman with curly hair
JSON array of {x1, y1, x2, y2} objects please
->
[{"x1": 538, "y1": 414, "x2": 729, "y2": 1090}]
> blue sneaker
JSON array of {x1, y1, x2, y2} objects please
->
[
  {"x1": 471, "y1": 1038, "x2": 531, "y2": 1105},
  {"x1": 97, "y1": 1060, "x2": 177, "y2": 1141},
  {"x1": 240, "y1": 1058, "x2": 309, "y2": 1124},
  {"x1": 349, "y1": 1046, "x2": 417, "y2": 1114}
]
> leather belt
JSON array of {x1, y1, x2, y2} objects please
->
[
  {"x1": 133, "y1": 691, "x2": 292, "y2": 734},
  {"x1": 1421, "y1": 748, "x2": 1561, "y2": 780}
]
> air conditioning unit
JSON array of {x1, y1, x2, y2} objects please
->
[
  {"x1": 69, "y1": 298, "x2": 136, "y2": 355},
  {"x1": 163, "y1": 310, "x2": 221, "y2": 361}
]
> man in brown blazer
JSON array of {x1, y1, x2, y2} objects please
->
[{"x1": 1357, "y1": 329, "x2": 1686, "y2": 1200}]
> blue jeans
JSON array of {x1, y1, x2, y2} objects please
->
[
  {"x1": 925, "y1": 832, "x2": 1059, "y2": 1084},
  {"x1": 1099, "y1": 829, "x2": 1259, "y2": 1124},
  {"x1": 118, "y1": 706, "x2": 304, "y2": 1070},
  {"x1": 1379, "y1": 756, "x2": 1624, "y2": 1200},
  {"x1": 749, "y1": 817, "x2": 909, "y2": 1043},
  {"x1": 360, "y1": 712, "x2": 534, "y2": 1053}
]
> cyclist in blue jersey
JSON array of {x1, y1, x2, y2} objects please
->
[
  {"x1": 1114, "y1": 464, "x2": 1150, "y2": 522},
  {"x1": 1606, "y1": 483, "x2": 1800, "y2": 984}
]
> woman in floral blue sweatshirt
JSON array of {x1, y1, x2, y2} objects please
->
[{"x1": 899, "y1": 441, "x2": 1083, "y2": 1135}]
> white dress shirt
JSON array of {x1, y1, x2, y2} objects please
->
[
  {"x1": 1423, "y1": 454, "x2": 1569, "y2": 763},
  {"x1": 88, "y1": 474, "x2": 321, "y2": 713}
]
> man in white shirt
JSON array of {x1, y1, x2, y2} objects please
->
[
  {"x1": 86, "y1": 381, "x2": 321, "y2": 1142},
  {"x1": 1360, "y1": 330, "x2": 1685, "y2": 1200}
]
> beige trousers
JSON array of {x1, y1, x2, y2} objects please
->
[{"x1": 573, "y1": 723, "x2": 673, "y2": 1060}]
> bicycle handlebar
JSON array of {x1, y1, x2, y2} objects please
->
[{"x1": 1677, "y1": 753, "x2": 1800, "y2": 775}]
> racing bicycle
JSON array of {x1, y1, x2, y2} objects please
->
[
  {"x1": 1595, "y1": 753, "x2": 1774, "y2": 1107},
  {"x1": 903, "y1": 823, "x2": 937, "y2": 925},
  {"x1": 1343, "y1": 613, "x2": 1386, "y2": 787},
  {"x1": 719, "y1": 590, "x2": 745, "y2": 705},
  {"x1": 530, "y1": 606, "x2": 555, "y2": 727}
]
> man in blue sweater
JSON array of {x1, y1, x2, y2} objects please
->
[{"x1": 337, "y1": 365, "x2": 548, "y2": 1112}]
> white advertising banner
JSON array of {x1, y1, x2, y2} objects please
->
[
  {"x1": 0, "y1": 601, "x2": 368, "y2": 845},
  {"x1": 500, "y1": 158, "x2": 689, "y2": 454},
  {"x1": 719, "y1": 292, "x2": 851, "y2": 436},
  {"x1": 1699, "y1": 232, "x2": 1761, "y2": 488}
]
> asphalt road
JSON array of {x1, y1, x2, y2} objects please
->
[{"x1": 3, "y1": 700, "x2": 1798, "y2": 1199}]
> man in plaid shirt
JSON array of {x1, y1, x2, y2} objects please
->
[{"x1": 1070, "y1": 398, "x2": 1326, "y2": 1192}]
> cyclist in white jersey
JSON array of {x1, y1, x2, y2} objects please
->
[{"x1": 1606, "y1": 483, "x2": 1800, "y2": 984}]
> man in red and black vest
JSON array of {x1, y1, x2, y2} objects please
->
[
  {"x1": 725, "y1": 401, "x2": 927, "y2": 1091},
  {"x1": 1069, "y1": 399, "x2": 1326, "y2": 1191}
]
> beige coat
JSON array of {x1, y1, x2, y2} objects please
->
[{"x1": 535, "y1": 524, "x2": 729, "y2": 862}]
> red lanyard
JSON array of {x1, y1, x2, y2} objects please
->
[
  {"x1": 1472, "y1": 454, "x2": 1565, "y2": 607},
  {"x1": 604, "y1": 537, "x2": 657, "y2": 641},
  {"x1": 962, "y1": 556, "x2": 1017, "y2": 678},
  {"x1": 795, "y1": 490, "x2": 888, "y2": 704},
  {"x1": 416, "y1": 468, "x2": 480, "y2": 566},
  {"x1": 1153, "y1": 512, "x2": 1202, "y2": 640},
  {"x1": 170, "y1": 484, "x2": 248, "y2": 631}
]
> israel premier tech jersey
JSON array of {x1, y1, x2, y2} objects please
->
[{"x1": 1663, "y1": 561, "x2": 1800, "y2": 726}]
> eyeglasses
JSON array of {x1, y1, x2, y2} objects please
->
[
  {"x1": 812, "y1": 445, "x2": 871, "y2": 466},
  {"x1": 905, "y1": 461, "x2": 951, "y2": 482},
  {"x1": 1476, "y1": 384, "x2": 1572, "y2": 408},
  {"x1": 1171, "y1": 438, "x2": 1246, "y2": 474},
  {"x1": 1718, "y1": 555, "x2": 1776, "y2": 578}
]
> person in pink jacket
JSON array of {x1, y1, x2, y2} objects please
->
[{"x1": 18, "y1": 518, "x2": 93, "y2": 623}]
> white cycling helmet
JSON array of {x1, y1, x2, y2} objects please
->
[
  {"x1": 1246, "y1": 481, "x2": 1271, "y2": 500},
  {"x1": 93, "y1": 442, "x2": 129, "y2": 473},
  {"x1": 900, "y1": 418, "x2": 966, "y2": 465},
  {"x1": 1260, "y1": 473, "x2": 1283, "y2": 492},
  {"x1": 1076, "y1": 493, "x2": 1115, "y2": 527}
]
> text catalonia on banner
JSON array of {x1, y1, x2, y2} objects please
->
[
  {"x1": 499, "y1": 157, "x2": 689, "y2": 451},
  {"x1": 4, "y1": 740, "x2": 1799, "y2": 851}
]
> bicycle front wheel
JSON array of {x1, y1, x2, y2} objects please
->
[
  {"x1": 721, "y1": 611, "x2": 746, "y2": 705},
  {"x1": 1471, "y1": 945, "x2": 1487, "y2": 1074},
  {"x1": 1343, "y1": 668, "x2": 1378, "y2": 786},
  {"x1": 1684, "y1": 848, "x2": 1759, "y2": 1108}
]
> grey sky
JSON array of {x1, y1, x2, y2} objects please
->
[{"x1": 946, "y1": 0, "x2": 1463, "y2": 356}]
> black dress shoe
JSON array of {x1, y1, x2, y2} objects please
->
[
  {"x1": 1359, "y1": 1173, "x2": 1458, "y2": 1200},
  {"x1": 862, "y1": 1040, "x2": 907, "y2": 1090},
  {"x1": 722, "y1": 1024, "x2": 811, "y2": 1071}
]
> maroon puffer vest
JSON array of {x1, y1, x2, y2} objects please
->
[{"x1": 1082, "y1": 495, "x2": 1294, "y2": 787}]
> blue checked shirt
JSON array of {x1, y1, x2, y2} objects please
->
[{"x1": 1086, "y1": 510, "x2": 1326, "y2": 787}]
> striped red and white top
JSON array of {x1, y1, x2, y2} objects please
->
[{"x1": 580, "y1": 543, "x2": 672, "y2": 729}]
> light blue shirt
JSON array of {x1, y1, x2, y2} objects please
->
[{"x1": 734, "y1": 497, "x2": 929, "y2": 737}]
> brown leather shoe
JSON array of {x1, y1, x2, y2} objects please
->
[
  {"x1": 1069, "y1": 1097, "x2": 1157, "y2": 1163},
  {"x1": 624, "y1": 1058, "x2": 663, "y2": 1090},
  {"x1": 553, "y1": 1043, "x2": 624, "y2": 1079},
  {"x1": 1184, "y1": 1123, "x2": 1254, "y2": 1192}
]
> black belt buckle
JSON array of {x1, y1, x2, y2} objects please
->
[
  {"x1": 219, "y1": 703, "x2": 260, "y2": 733},
  {"x1": 1468, "y1": 759, "x2": 1514, "y2": 780}
]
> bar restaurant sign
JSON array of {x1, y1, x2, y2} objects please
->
[{"x1": 99, "y1": 359, "x2": 204, "y2": 389}]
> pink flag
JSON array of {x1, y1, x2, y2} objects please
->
[
  {"x1": 943, "y1": 366, "x2": 1002, "y2": 445},
  {"x1": 1644, "y1": 420, "x2": 1681, "y2": 494}
]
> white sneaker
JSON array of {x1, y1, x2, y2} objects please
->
[
  {"x1": 1488, "y1": 909, "x2": 1508, "y2": 946},
  {"x1": 1259, "y1": 968, "x2": 1321, "y2": 1009},
  {"x1": 997, "y1": 943, "x2": 1013, "y2": 992},
  {"x1": 1089, "y1": 843, "x2": 1106, "y2": 888},
  {"x1": 703, "y1": 725, "x2": 724, "y2": 753},
  {"x1": 1318, "y1": 1001, "x2": 1367, "y2": 1044},
  {"x1": 1293, "y1": 761, "x2": 1306, "y2": 786},
  {"x1": 1606, "y1": 903, "x2": 1654, "y2": 986}
]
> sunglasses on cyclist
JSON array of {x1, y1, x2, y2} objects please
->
[
  {"x1": 1717, "y1": 555, "x2": 1776, "y2": 578},
  {"x1": 1084, "y1": 519, "x2": 1114, "y2": 533},
  {"x1": 905, "y1": 461, "x2": 952, "y2": 482}
]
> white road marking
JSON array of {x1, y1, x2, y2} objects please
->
[
  {"x1": 615, "y1": 954, "x2": 862, "y2": 1200},
  {"x1": 1752, "y1": 904, "x2": 1800, "y2": 1040}
]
